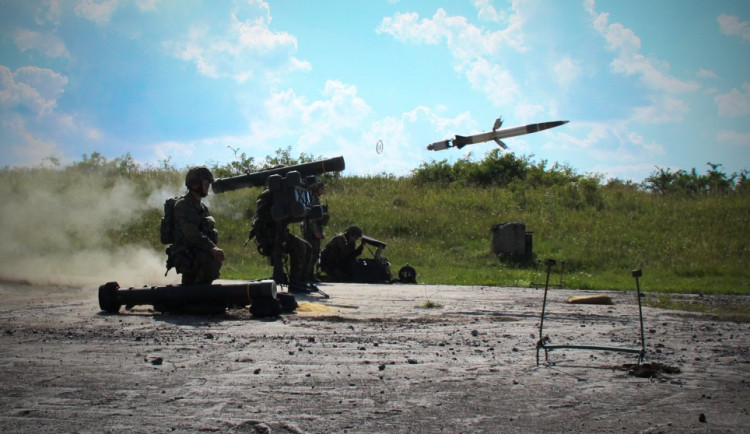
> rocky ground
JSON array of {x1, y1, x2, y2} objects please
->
[{"x1": 0, "y1": 280, "x2": 748, "y2": 433}]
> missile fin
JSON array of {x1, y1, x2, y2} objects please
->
[
  {"x1": 494, "y1": 138, "x2": 508, "y2": 149},
  {"x1": 453, "y1": 135, "x2": 469, "y2": 149}
]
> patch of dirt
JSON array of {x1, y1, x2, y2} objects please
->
[
  {"x1": 618, "y1": 362, "x2": 682, "y2": 379},
  {"x1": 1, "y1": 282, "x2": 748, "y2": 432}
]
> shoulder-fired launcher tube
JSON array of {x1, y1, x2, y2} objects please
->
[
  {"x1": 98, "y1": 280, "x2": 277, "y2": 313},
  {"x1": 212, "y1": 156, "x2": 346, "y2": 194}
]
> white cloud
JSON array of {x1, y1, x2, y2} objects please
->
[
  {"x1": 715, "y1": 82, "x2": 750, "y2": 117},
  {"x1": 149, "y1": 96, "x2": 477, "y2": 176},
  {"x1": 0, "y1": 65, "x2": 102, "y2": 166},
  {"x1": 169, "y1": 1, "x2": 310, "y2": 83},
  {"x1": 4, "y1": 117, "x2": 60, "y2": 163},
  {"x1": 718, "y1": 14, "x2": 750, "y2": 41},
  {"x1": 697, "y1": 68, "x2": 718, "y2": 79},
  {"x1": 353, "y1": 107, "x2": 477, "y2": 175},
  {"x1": 13, "y1": 28, "x2": 70, "y2": 59},
  {"x1": 474, "y1": 0, "x2": 504, "y2": 23},
  {"x1": 74, "y1": 0, "x2": 122, "y2": 26},
  {"x1": 0, "y1": 65, "x2": 67, "y2": 116},
  {"x1": 553, "y1": 55, "x2": 582, "y2": 85},
  {"x1": 553, "y1": 121, "x2": 664, "y2": 167},
  {"x1": 588, "y1": 4, "x2": 700, "y2": 94},
  {"x1": 153, "y1": 140, "x2": 197, "y2": 162},
  {"x1": 377, "y1": 6, "x2": 525, "y2": 59},
  {"x1": 626, "y1": 130, "x2": 665, "y2": 155},
  {"x1": 631, "y1": 95, "x2": 690, "y2": 124},
  {"x1": 256, "y1": 80, "x2": 372, "y2": 145},
  {"x1": 136, "y1": 0, "x2": 158, "y2": 11},
  {"x1": 376, "y1": 4, "x2": 525, "y2": 108},
  {"x1": 515, "y1": 103, "x2": 546, "y2": 120},
  {"x1": 596, "y1": 162, "x2": 657, "y2": 182},
  {"x1": 717, "y1": 130, "x2": 750, "y2": 146},
  {"x1": 464, "y1": 57, "x2": 518, "y2": 107}
]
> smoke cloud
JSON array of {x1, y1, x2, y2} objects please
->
[{"x1": 0, "y1": 171, "x2": 182, "y2": 288}]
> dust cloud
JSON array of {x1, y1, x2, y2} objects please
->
[{"x1": 0, "y1": 172, "x2": 181, "y2": 288}]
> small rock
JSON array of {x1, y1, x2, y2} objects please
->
[{"x1": 699, "y1": 413, "x2": 707, "y2": 423}]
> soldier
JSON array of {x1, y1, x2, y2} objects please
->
[
  {"x1": 250, "y1": 187, "x2": 314, "y2": 293},
  {"x1": 170, "y1": 167, "x2": 225, "y2": 285},
  {"x1": 301, "y1": 178, "x2": 327, "y2": 281},
  {"x1": 320, "y1": 225, "x2": 364, "y2": 282}
]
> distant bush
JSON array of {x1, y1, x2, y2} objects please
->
[
  {"x1": 412, "y1": 150, "x2": 583, "y2": 188},
  {"x1": 412, "y1": 150, "x2": 603, "y2": 209},
  {"x1": 643, "y1": 162, "x2": 748, "y2": 196}
]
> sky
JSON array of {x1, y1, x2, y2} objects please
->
[{"x1": 1, "y1": 0, "x2": 749, "y2": 182}]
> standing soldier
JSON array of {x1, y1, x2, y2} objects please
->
[
  {"x1": 301, "y1": 178, "x2": 328, "y2": 281},
  {"x1": 169, "y1": 167, "x2": 225, "y2": 285},
  {"x1": 249, "y1": 186, "x2": 314, "y2": 293}
]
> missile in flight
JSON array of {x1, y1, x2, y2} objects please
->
[{"x1": 427, "y1": 118, "x2": 569, "y2": 151}]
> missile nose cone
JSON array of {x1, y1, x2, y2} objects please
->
[{"x1": 537, "y1": 120, "x2": 569, "y2": 131}]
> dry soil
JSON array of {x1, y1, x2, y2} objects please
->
[{"x1": 0, "y1": 280, "x2": 748, "y2": 433}]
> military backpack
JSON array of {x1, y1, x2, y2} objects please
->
[{"x1": 160, "y1": 196, "x2": 180, "y2": 245}]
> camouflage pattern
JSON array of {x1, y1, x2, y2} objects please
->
[
  {"x1": 171, "y1": 192, "x2": 221, "y2": 285},
  {"x1": 300, "y1": 187, "x2": 327, "y2": 280},
  {"x1": 252, "y1": 188, "x2": 313, "y2": 287},
  {"x1": 320, "y1": 231, "x2": 363, "y2": 282}
]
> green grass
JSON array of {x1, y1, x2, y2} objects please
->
[
  {"x1": 4, "y1": 154, "x2": 748, "y2": 296},
  {"x1": 124, "y1": 175, "x2": 750, "y2": 294},
  {"x1": 421, "y1": 300, "x2": 444, "y2": 309},
  {"x1": 646, "y1": 293, "x2": 750, "y2": 321}
]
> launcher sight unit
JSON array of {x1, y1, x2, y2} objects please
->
[
  {"x1": 213, "y1": 156, "x2": 345, "y2": 224},
  {"x1": 361, "y1": 235, "x2": 387, "y2": 260}
]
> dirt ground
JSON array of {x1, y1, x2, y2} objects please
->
[{"x1": 0, "y1": 280, "x2": 748, "y2": 433}]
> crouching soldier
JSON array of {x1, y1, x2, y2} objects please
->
[
  {"x1": 319, "y1": 225, "x2": 364, "y2": 282},
  {"x1": 169, "y1": 166, "x2": 225, "y2": 285}
]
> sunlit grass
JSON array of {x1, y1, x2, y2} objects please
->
[{"x1": 7, "y1": 155, "x2": 748, "y2": 295}]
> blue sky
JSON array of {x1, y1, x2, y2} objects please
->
[{"x1": 1, "y1": 0, "x2": 749, "y2": 182}]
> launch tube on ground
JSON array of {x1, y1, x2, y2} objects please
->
[{"x1": 98, "y1": 280, "x2": 277, "y2": 313}]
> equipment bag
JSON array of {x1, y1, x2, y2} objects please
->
[
  {"x1": 160, "y1": 196, "x2": 180, "y2": 245},
  {"x1": 351, "y1": 258, "x2": 393, "y2": 283}
]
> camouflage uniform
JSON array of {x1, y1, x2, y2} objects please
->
[
  {"x1": 320, "y1": 226, "x2": 363, "y2": 282},
  {"x1": 171, "y1": 192, "x2": 221, "y2": 285},
  {"x1": 252, "y1": 188, "x2": 313, "y2": 289},
  {"x1": 300, "y1": 185, "x2": 327, "y2": 280}
]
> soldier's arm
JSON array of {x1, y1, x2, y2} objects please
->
[{"x1": 174, "y1": 201, "x2": 216, "y2": 251}]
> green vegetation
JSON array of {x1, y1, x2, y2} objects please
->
[
  {"x1": 4, "y1": 149, "x2": 748, "y2": 295},
  {"x1": 647, "y1": 294, "x2": 750, "y2": 322},
  {"x1": 421, "y1": 300, "x2": 444, "y2": 309}
]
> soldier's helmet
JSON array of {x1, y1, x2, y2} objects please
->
[
  {"x1": 345, "y1": 225, "x2": 362, "y2": 238},
  {"x1": 185, "y1": 166, "x2": 215, "y2": 188}
]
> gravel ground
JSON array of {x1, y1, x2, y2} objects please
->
[{"x1": 0, "y1": 280, "x2": 748, "y2": 433}]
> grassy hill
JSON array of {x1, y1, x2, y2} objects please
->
[{"x1": 2, "y1": 150, "x2": 748, "y2": 295}]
